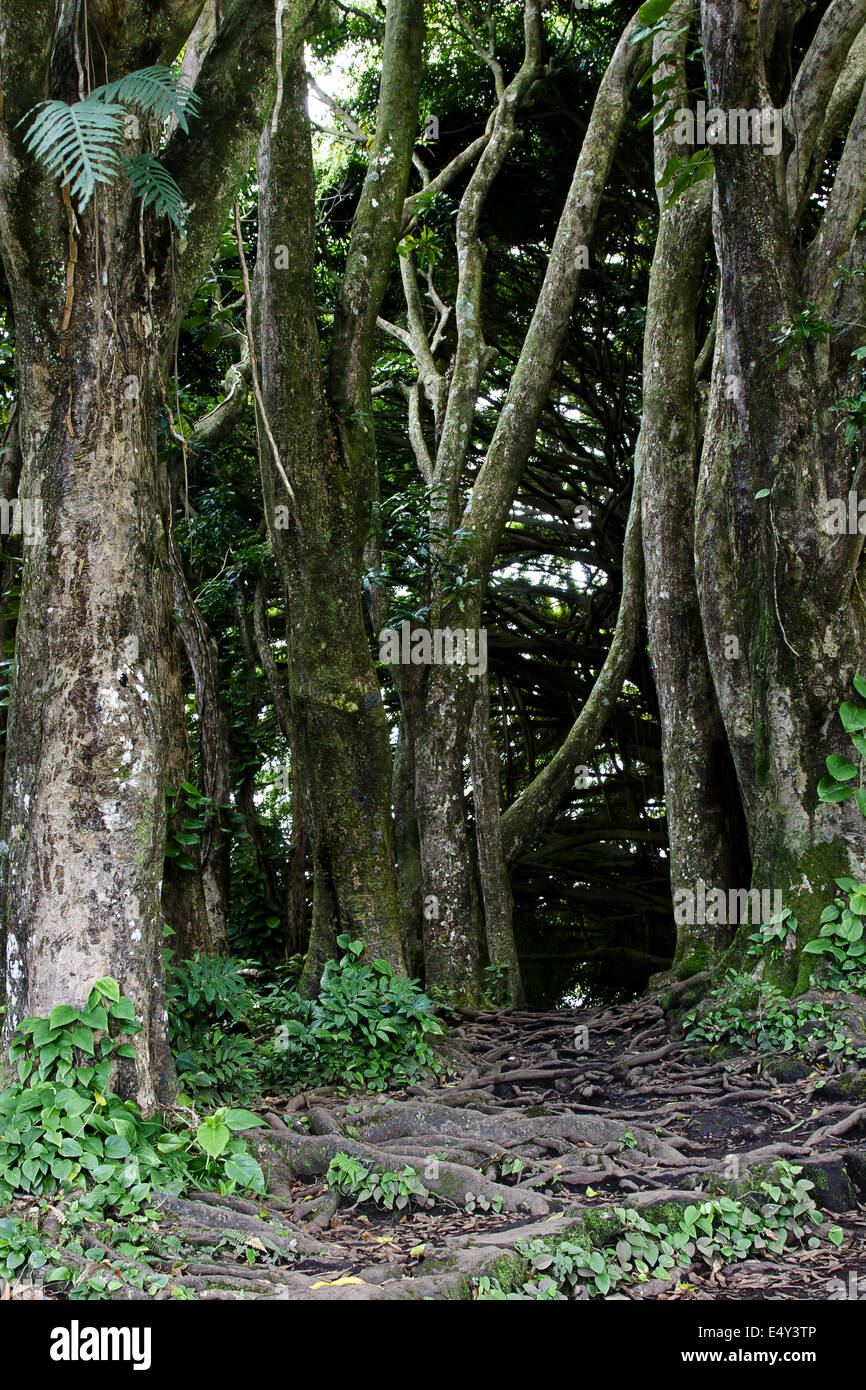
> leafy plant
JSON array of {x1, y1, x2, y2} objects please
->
[
  {"x1": 326, "y1": 1152, "x2": 433, "y2": 1210},
  {"x1": 0, "y1": 979, "x2": 266, "y2": 1217},
  {"x1": 164, "y1": 782, "x2": 216, "y2": 870},
  {"x1": 482, "y1": 962, "x2": 512, "y2": 1007},
  {"x1": 166, "y1": 954, "x2": 259, "y2": 1101},
  {"x1": 514, "y1": 1164, "x2": 828, "y2": 1300},
  {"x1": 802, "y1": 880, "x2": 866, "y2": 989},
  {"x1": 745, "y1": 905, "x2": 798, "y2": 961},
  {"x1": 656, "y1": 148, "x2": 715, "y2": 208},
  {"x1": 21, "y1": 98, "x2": 127, "y2": 205},
  {"x1": 770, "y1": 303, "x2": 832, "y2": 367},
  {"x1": 265, "y1": 935, "x2": 444, "y2": 1091},
  {"x1": 818, "y1": 674, "x2": 866, "y2": 812},
  {"x1": 683, "y1": 969, "x2": 863, "y2": 1064},
  {"x1": 20, "y1": 66, "x2": 197, "y2": 223},
  {"x1": 167, "y1": 953, "x2": 255, "y2": 1044}
]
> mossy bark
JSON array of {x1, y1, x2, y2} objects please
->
[
  {"x1": 254, "y1": 28, "x2": 424, "y2": 983},
  {"x1": 695, "y1": 0, "x2": 866, "y2": 992},
  {"x1": 640, "y1": 6, "x2": 751, "y2": 979}
]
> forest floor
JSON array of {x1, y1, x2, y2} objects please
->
[{"x1": 9, "y1": 978, "x2": 866, "y2": 1301}]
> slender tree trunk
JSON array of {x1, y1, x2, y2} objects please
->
[
  {"x1": 470, "y1": 672, "x2": 526, "y2": 1006},
  {"x1": 413, "y1": 648, "x2": 486, "y2": 1002},
  {"x1": 254, "y1": 42, "x2": 419, "y2": 980},
  {"x1": 166, "y1": 500, "x2": 230, "y2": 955},
  {"x1": 392, "y1": 715, "x2": 423, "y2": 976}
]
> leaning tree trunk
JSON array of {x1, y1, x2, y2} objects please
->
[{"x1": 695, "y1": 0, "x2": 866, "y2": 992}]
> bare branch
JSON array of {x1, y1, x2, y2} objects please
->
[
  {"x1": 465, "y1": 10, "x2": 645, "y2": 580},
  {"x1": 500, "y1": 457, "x2": 644, "y2": 865}
]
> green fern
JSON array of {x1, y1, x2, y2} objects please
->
[
  {"x1": 123, "y1": 153, "x2": 186, "y2": 229},
  {"x1": 20, "y1": 65, "x2": 198, "y2": 219},
  {"x1": 90, "y1": 66, "x2": 201, "y2": 133},
  {"x1": 21, "y1": 98, "x2": 126, "y2": 206}
]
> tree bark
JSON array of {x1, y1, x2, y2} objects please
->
[
  {"x1": 696, "y1": 0, "x2": 866, "y2": 991},
  {"x1": 253, "y1": 14, "x2": 424, "y2": 983},
  {"x1": 470, "y1": 673, "x2": 526, "y2": 1006},
  {"x1": 639, "y1": 2, "x2": 750, "y2": 979}
]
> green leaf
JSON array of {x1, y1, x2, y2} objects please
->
[
  {"x1": 853, "y1": 675, "x2": 866, "y2": 701},
  {"x1": 110, "y1": 997, "x2": 137, "y2": 1024},
  {"x1": 94, "y1": 978, "x2": 120, "y2": 1003},
  {"x1": 70, "y1": 1024, "x2": 95, "y2": 1054},
  {"x1": 223, "y1": 1108, "x2": 266, "y2": 1131},
  {"x1": 21, "y1": 97, "x2": 125, "y2": 207},
  {"x1": 90, "y1": 66, "x2": 201, "y2": 132},
  {"x1": 817, "y1": 778, "x2": 854, "y2": 802},
  {"x1": 840, "y1": 702, "x2": 866, "y2": 732},
  {"x1": 826, "y1": 755, "x2": 858, "y2": 781},
  {"x1": 48, "y1": 1006, "x2": 81, "y2": 1029},
  {"x1": 197, "y1": 1121, "x2": 230, "y2": 1159},
  {"x1": 827, "y1": 1226, "x2": 844, "y2": 1247},
  {"x1": 77, "y1": 1005, "x2": 109, "y2": 1031},
  {"x1": 637, "y1": 0, "x2": 676, "y2": 21},
  {"x1": 223, "y1": 1153, "x2": 266, "y2": 1193}
]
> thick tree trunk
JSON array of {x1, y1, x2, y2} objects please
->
[
  {"x1": 0, "y1": 188, "x2": 176, "y2": 1106},
  {"x1": 696, "y1": 0, "x2": 866, "y2": 992},
  {"x1": 0, "y1": 0, "x2": 312, "y2": 1102},
  {"x1": 254, "y1": 52, "x2": 411, "y2": 980},
  {"x1": 640, "y1": 5, "x2": 750, "y2": 979}
]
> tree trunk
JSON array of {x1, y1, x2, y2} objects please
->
[
  {"x1": 0, "y1": 183, "x2": 176, "y2": 1106},
  {"x1": 696, "y1": 0, "x2": 866, "y2": 991},
  {"x1": 639, "y1": 4, "x2": 751, "y2": 979},
  {"x1": 470, "y1": 672, "x2": 526, "y2": 1006},
  {"x1": 254, "y1": 44, "x2": 419, "y2": 980}
]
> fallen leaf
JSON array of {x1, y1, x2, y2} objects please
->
[{"x1": 310, "y1": 1276, "x2": 368, "y2": 1289}]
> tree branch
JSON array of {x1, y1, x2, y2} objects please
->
[
  {"x1": 161, "y1": 0, "x2": 317, "y2": 320},
  {"x1": 500, "y1": 456, "x2": 644, "y2": 865},
  {"x1": 465, "y1": 11, "x2": 644, "y2": 581},
  {"x1": 327, "y1": 0, "x2": 425, "y2": 427},
  {"x1": 784, "y1": 0, "x2": 866, "y2": 220}
]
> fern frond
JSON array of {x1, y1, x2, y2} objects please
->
[
  {"x1": 91, "y1": 66, "x2": 201, "y2": 133},
  {"x1": 123, "y1": 153, "x2": 187, "y2": 229},
  {"x1": 20, "y1": 99, "x2": 125, "y2": 207}
]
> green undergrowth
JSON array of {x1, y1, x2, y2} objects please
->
[
  {"x1": 167, "y1": 936, "x2": 445, "y2": 1099},
  {"x1": 682, "y1": 969, "x2": 866, "y2": 1066},
  {"x1": 474, "y1": 1163, "x2": 841, "y2": 1300},
  {"x1": 0, "y1": 976, "x2": 273, "y2": 1295}
]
